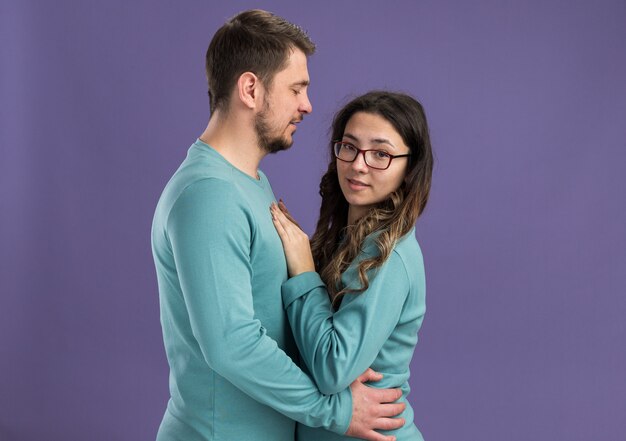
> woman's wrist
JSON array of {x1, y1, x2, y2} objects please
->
[{"x1": 289, "y1": 263, "x2": 315, "y2": 278}]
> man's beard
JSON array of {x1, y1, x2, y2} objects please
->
[{"x1": 254, "y1": 100, "x2": 293, "y2": 154}]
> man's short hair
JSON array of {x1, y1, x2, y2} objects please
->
[{"x1": 205, "y1": 9, "x2": 315, "y2": 113}]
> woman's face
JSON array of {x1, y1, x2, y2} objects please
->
[{"x1": 337, "y1": 112, "x2": 411, "y2": 222}]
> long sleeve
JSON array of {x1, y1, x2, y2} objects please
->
[
  {"x1": 166, "y1": 179, "x2": 351, "y2": 433},
  {"x1": 281, "y1": 248, "x2": 412, "y2": 395}
]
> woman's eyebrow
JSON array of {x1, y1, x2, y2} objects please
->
[
  {"x1": 370, "y1": 137, "x2": 396, "y2": 148},
  {"x1": 343, "y1": 132, "x2": 396, "y2": 149},
  {"x1": 342, "y1": 133, "x2": 359, "y2": 142}
]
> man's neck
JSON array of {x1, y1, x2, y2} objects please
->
[{"x1": 199, "y1": 112, "x2": 265, "y2": 179}]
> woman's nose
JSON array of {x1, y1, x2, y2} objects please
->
[{"x1": 351, "y1": 151, "x2": 369, "y2": 172}]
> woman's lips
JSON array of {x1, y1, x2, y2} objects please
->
[{"x1": 347, "y1": 178, "x2": 369, "y2": 190}]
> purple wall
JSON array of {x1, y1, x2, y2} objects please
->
[{"x1": 1, "y1": 1, "x2": 625, "y2": 440}]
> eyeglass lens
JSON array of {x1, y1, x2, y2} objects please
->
[{"x1": 334, "y1": 143, "x2": 391, "y2": 169}]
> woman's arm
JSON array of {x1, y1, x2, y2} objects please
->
[{"x1": 271, "y1": 202, "x2": 412, "y2": 395}]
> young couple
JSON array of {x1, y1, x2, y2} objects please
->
[{"x1": 151, "y1": 9, "x2": 433, "y2": 441}]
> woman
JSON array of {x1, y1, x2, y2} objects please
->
[{"x1": 270, "y1": 91, "x2": 433, "y2": 441}]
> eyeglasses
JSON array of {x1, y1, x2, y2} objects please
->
[{"x1": 333, "y1": 141, "x2": 411, "y2": 170}]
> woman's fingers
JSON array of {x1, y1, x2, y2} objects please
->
[
  {"x1": 270, "y1": 202, "x2": 315, "y2": 276},
  {"x1": 270, "y1": 203, "x2": 298, "y2": 242},
  {"x1": 278, "y1": 199, "x2": 289, "y2": 214},
  {"x1": 278, "y1": 199, "x2": 301, "y2": 228},
  {"x1": 271, "y1": 203, "x2": 297, "y2": 232},
  {"x1": 270, "y1": 204, "x2": 289, "y2": 241},
  {"x1": 271, "y1": 202, "x2": 310, "y2": 246}
]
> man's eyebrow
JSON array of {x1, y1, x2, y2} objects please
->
[{"x1": 290, "y1": 80, "x2": 310, "y2": 87}]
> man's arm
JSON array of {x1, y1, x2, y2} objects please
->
[{"x1": 167, "y1": 179, "x2": 404, "y2": 439}]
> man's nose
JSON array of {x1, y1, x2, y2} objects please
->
[{"x1": 300, "y1": 92, "x2": 312, "y2": 114}]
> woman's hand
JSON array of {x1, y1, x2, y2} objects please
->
[{"x1": 270, "y1": 201, "x2": 315, "y2": 277}]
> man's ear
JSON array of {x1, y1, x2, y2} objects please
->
[{"x1": 237, "y1": 72, "x2": 262, "y2": 110}]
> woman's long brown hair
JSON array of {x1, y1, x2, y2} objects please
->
[{"x1": 310, "y1": 91, "x2": 434, "y2": 307}]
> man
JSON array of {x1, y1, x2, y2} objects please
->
[{"x1": 151, "y1": 10, "x2": 405, "y2": 441}]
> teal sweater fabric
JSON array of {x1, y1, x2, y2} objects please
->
[
  {"x1": 282, "y1": 230, "x2": 427, "y2": 441},
  {"x1": 151, "y1": 140, "x2": 351, "y2": 441}
]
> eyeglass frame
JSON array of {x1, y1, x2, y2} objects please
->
[{"x1": 332, "y1": 141, "x2": 412, "y2": 170}]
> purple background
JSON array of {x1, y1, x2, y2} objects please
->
[{"x1": 1, "y1": 1, "x2": 625, "y2": 440}]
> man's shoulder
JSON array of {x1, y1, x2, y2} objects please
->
[
  {"x1": 171, "y1": 151, "x2": 234, "y2": 187},
  {"x1": 166, "y1": 174, "x2": 244, "y2": 214},
  {"x1": 154, "y1": 157, "x2": 243, "y2": 226},
  {"x1": 161, "y1": 150, "x2": 240, "y2": 200}
]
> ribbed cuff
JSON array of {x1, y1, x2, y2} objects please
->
[
  {"x1": 281, "y1": 271, "x2": 325, "y2": 309},
  {"x1": 334, "y1": 386, "x2": 353, "y2": 435}
]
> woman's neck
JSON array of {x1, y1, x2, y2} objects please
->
[{"x1": 347, "y1": 205, "x2": 370, "y2": 225}]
